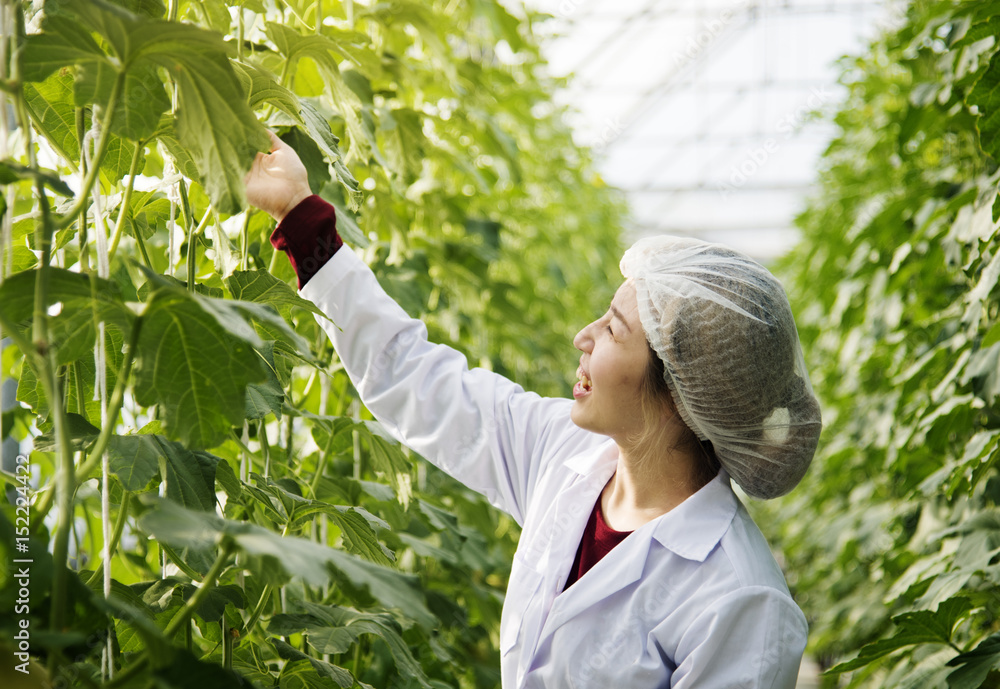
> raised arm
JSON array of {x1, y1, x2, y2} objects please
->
[{"x1": 245, "y1": 132, "x2": 604, "y2": 523}]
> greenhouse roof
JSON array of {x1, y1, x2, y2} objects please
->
[{"x1": 522, "y1": 0, "x2": 907, "y2": 262}]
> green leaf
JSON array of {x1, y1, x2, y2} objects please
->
[
  {"x1": 17, "y1": 325, "x2": 126, "y2": 427},
  {"x1": 0, "y1": 160, "x2": 74, "y2": 196},
  {"x1": 224, "y1": 269, "x2": 328, "y2": 321},
  {"x1": 138, "y1": 496, "x2": 434, "y2": 625},
  {"x1": 102, "y1": 595, "x2": 175, "y2": 668},
  {"x1": 983, "y1": 320, "x2": 1000, "y2": 348},
  {"x1": 215, "y1": 458, "x2": 242, "y2": 499},
  {"x1": 968, "y1": 50, "x2": 1000, "y2": 160},
  {"x1": 274, "y1": 603, "x2": 432, "y2": 688},
  {"x1": 230, "y1": 60, "x2": 302, "y2": 122},
  {"x1": 281, "y1": 127, "x2": 332, "y2": 198},
  {"x1": 22, "y1": 70, "x2": 139, "y2": 185},
  {"x1": 947, "y1": 633, "x2": 1000, "y2": 689},
  {"x1": 58, "y1": 0, "x2": 268, "y2": 212},
  {"x1": 132, "y1": 283, "x2": 269, "y2": 449},
  {"x1": 107, "y1": 433, "x2": 221, "y2": 510},
  {"x1": 954, "y1": 17, "x2": 1000, "y2": 50},
  {"x1": 0, "y1": 266, "x2": 135, "y2": 338},
  {"x1": 154, "y1": 648, "x2": 257, "y2": 688},
  {"x1": 155, "y1": 114, "x2": 202, "y2": 180},
  {"x1": 93, "y1": 62, "x2": 171, "y2": 141},
  {"x1": 33, "y1": 413, "x2": 100, "y2": 453},
  {"x1": 244, "y1": 343, "x2": 285, "y2": 421},
  {"x1": 20, "y1": 15, "x2": 109, "y2": 83},
  {"x1": 290, "y1": 503, "x2": 393, "y2": 564},
  {"x1": 825, "y1": 597, "x2": 975, "y2": 674},
  {"x1": 273, "y1": 643, "x2": 354, "y2": 689}
]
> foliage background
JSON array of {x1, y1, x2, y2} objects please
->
[
  {"x1": 0, "y1": 0, "x2": 625, "y2": 687},
  {"x1": 753, "y1": 0, "x2": 1000, "y2": 686}
]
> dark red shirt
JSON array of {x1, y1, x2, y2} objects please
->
[
  {"x1": 269, "y1": 195, "x2": 342, "y2": 290},
  {"x1": 563, "y1": 497, "x2": 633, "y2": 591},
  {"x1": 269, "y1": 196, "x2": 632, "y2": 587}
]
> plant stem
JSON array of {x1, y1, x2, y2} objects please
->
[
  {"x1": 132, "y1": 224, "x2": 153, "y2": 269},
  {"x1": 185, "y1": 206, "x2": 212, "y2": 292},
  {"x1": 268, "y1": 241, "x2": 280, "y2": 273},
  {"x1": 241, "y1": 211, "x2": 251, "y2": 271},
  {"x1": 55, "y1": 72, "x2": 126, "y2": 230},
  {"x1": 45, "y1": 346, "x2": 78, "y2": 637},
  {"x1": 237, "y1": 7, "x2": 245, "y2": 61},
  {"x1": 85, "y1": 491, "x2": 131, "y2": 587},
  {"x1": 163, "y1": 542, "x2": 235, "y2": 638},
  {"x1": 103, "y1": 543, "x2": 233, "y2": 688},
  {"x1": 242, "y1": 521, "x2": 289, "y2": 635},
  {"x1": 108, "y1": 140, "x2": 144, "y2": 261},
  {"x1": 160, "y1": 543, "x2": 205, "y2": 581},
  {"x1": 222, "y1": 617, "x2": 234, "y2": 670},
  {"x1": 9, "y1": 20, "x2": 79, "y2": 643},
  {"x1": 76, "y1": 108, "x2": 90, "y2": 272},
  {"x1": 243, "y1": 583, "x2": 272, "y2": 636},
  {"x1": 35, "y1": 313, "x2": 142, "y2": 520}
]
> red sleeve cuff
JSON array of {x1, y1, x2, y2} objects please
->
[{"x1": 268, "y1": 195, "x2": 343, "y2": 290}]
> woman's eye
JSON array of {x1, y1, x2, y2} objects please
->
[{"x1": 606, "y1": 325, "x2": 615, "y2": 337}]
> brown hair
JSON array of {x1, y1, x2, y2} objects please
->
[{"x1": 628, "y1": 344, "x2": 721, "y2": 490}]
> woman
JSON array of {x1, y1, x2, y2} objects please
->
[{"x1": 246, "y1": 131, "x2": 822, "y2": 688}]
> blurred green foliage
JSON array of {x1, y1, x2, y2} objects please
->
[
  {"x1": 0, "y1": 0, "x2": 626, "y2": 687},
  {"x1": 755, "y1": 1, "x2": 1000, "y2": 686}
]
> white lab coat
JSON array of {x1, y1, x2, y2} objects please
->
[{"x1": 299, "y1": 245, "x2": 809, "y2": 689}]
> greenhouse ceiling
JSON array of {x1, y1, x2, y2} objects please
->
[{"x1": 521, "y1": 0, "x2": 907, "y2": 261}]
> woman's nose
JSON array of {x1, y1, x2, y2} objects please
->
[{"x1": 573, "y1": 322, "x2": 594, "y2": 352}]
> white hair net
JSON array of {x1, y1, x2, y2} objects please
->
[{"x1": 620, "y1": 235, "x2": 822, "y2": 499}]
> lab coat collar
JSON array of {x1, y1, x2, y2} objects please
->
[
  {"x1": 562, "y1": 446, "x2": 738, "y2": 563},
  {"x1": 534, "y1": 451, "x2": 739, "y2": 657},
  {"x1": 649, "y1": 467, "x2": 737, "y2": 562}
]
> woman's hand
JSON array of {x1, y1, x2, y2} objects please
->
[{"x1": 245, "y1": 130, "x2": 312, "y2": 223}]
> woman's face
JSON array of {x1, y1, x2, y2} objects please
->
[{"x1": 571, "y1": 279, "x2": 655, "y2": 440}]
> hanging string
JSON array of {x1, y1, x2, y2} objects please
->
[
  {"x1": 83, "y1": 111, "x2": 114, "y2": 681},
  {"x1": 164, "y1": 155, "x2": 180, "y2": 276}
]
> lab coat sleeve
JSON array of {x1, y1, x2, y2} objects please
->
[
  {"x1": 298, "y1": 245, "x2": 599, "y2": 525},
  {"x1": 670, "y1": 586, "x2": 808, "y2": 689}
]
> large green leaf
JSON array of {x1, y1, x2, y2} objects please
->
[
  {"x1": 270, "y1": 603, "x2": 432, "y2": 688},
  {"x1": 23, "y1": 71, "x2": 138, "y2": 183},
  {"x1": 244, "y1": 341, "x2": 285, "y2": 421},
  {"x1": 153, "y1": 648, "x2": 256, "y2": 688},
  {"x1": 969, "y1": 49, "x2": 1000, "y2": 161},
  {"x1": 20, "y1": 14, "x2": 109, "y2": 83},
  {"x1": 255, "y1": 475, "x2": 392, "y2": 563},
  {"x1": 273, "y1": 642, "x2": 354, "y2": 689},
  {"x1": 107, "y1": 432, "x2": 221, "y2": 510},
  {"x1": 947, "y1": 633, "x2": 1000, "y2": 689},
  {"x1": 54, "y1": 0, "x2": 269, "y2": 212},
  {"x1": 132, "y1": 283, "x2": 269, "y2": 449},
  {"x1": 224, "y1": 269, "x2": 328, "y2": 321},
  {"x1": 823, "y1": 564, "x2": 975, "y2": 674},
  {"x1": 76, "y1": 60, "x2": 170, "y2": 141},
  {"x1": 230, "y1": 60, "x2": 302, "y2": 122},
  {"x1": 137, "y1": 496, "x2": 434, "y2": 626}
]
